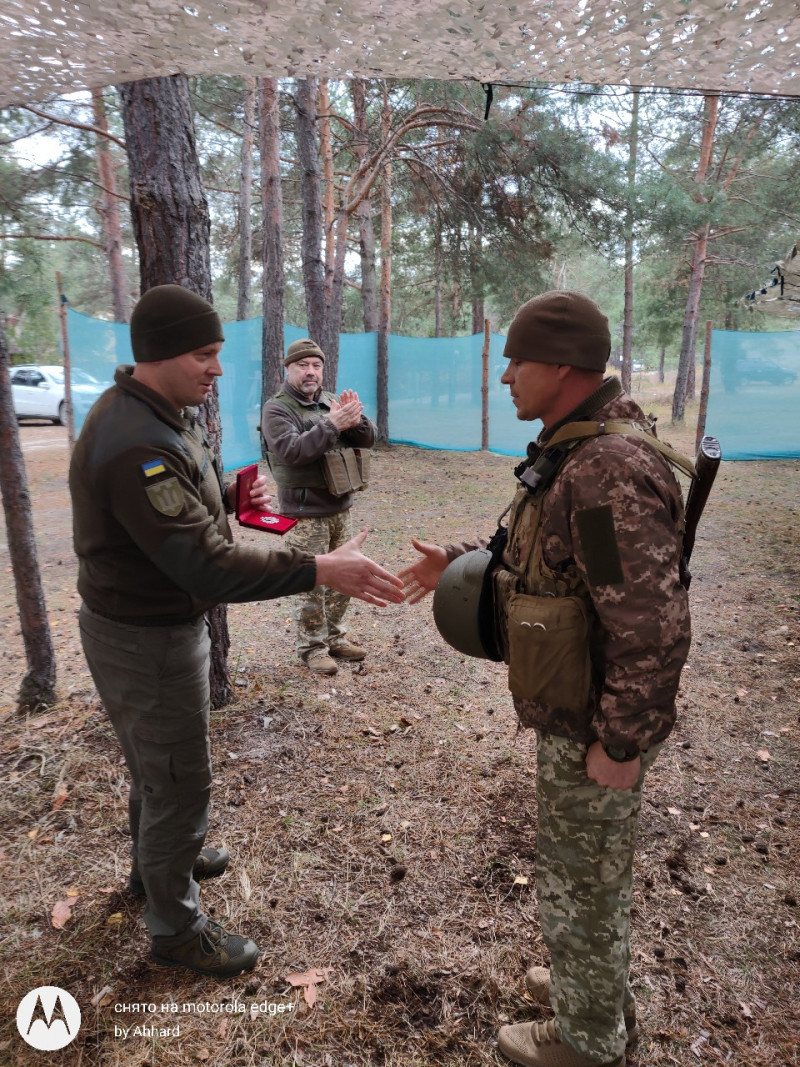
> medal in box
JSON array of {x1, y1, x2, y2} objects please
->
[{"x1": 235, "y1": 464, "x2": 297, "y2": 535}]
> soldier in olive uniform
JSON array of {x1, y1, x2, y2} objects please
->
[
  {"x1": 261, "y1": 339, "x2": 376, "y2": 675},
  {"x1": 400, "y1": 291, "x2": 691, "y2": 1067},
  {"x1": 70, "y1": 286, "x2": 403, "y2": 978}
]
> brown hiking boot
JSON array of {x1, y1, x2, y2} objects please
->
[
  {"x1": 498, "y1": 1018, "x2": 624, "y2": 1067},
  {"x1": 304, "y1": 651, "x2": 338, "y2": 674},
  {"x1": 525, "y1": 966, "x2": 638, "y2": 1046},
  {"x1": 152, "y1": 918, "x2": 259, "y2": 978},
  {"x1": 129, "y1": 846, "x2": 230, "y2": 897},
  {"x1": 329, "y1": 640, "x2": 366, "y2": 661}
]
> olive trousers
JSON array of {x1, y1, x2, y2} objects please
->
[
  {"x1": 79, "y1": 604, "x2": 212, "y2": 944},
  {"x1": 535, "y1": 731, "x2": 661, "y2": 1064}
]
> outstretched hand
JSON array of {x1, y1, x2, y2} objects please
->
[
  {"x1": 397, "y1": 538, "x2": 450, "y2": 604},
  {"x1": 315, "y1": 528, "x2": 405, "y2": 607}
]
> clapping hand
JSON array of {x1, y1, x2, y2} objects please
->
[{"x1": 328, "y1": 390, "x2": 364, "y2": 431}]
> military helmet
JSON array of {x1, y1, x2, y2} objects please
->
[{"x1": 432, "y1": 549, "x2": 502, "y2": 661}]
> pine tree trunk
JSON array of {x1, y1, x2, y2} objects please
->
[
  {"x1": 673, "y1": 94, "x2": 718, "y2": 423},
  {"x1": 470, "y1": 225, "x2": 484, "y2": 335},
  {"x1": 621, "y1": 87, "x2": 640, "y2": 395},
  {"x1": 259, "y1": 77, "x2": 286, "y2": 410},
  {"x1": 352, "y1": 80, "x2": 378, "y2": 332},
  {"x1": 323, "y1": 203, "x2": 350, "y2": 388},
  {"x1": 91, "y1": 88, "x2": 130, "y2": 323},
  {"x1": 319, "y1": 80, "x2": 336, "y2": 311},
  {"x1": 686, "y1": 348, "x2": 696, "y2": 401},
  {"x1": 434, "y1": 226, "x2": 443, "y2": 338},
  {"x1": 674, "y1": 226, "x2": 709, "y2": 422},
  {"x1": 0, "y1": 326, "x2": 57, "y2": 712},
  {"x1": 377, "y1": 87, "x2": 392, "y2": 445},
  {"x1": 659, "y1": 345, "x2": 665, "y2": 383},
  {"x1": 295, "y1": 78, "x2": 327, "y2": 351},
  {"x1": 118, "y1": 74, "x2": 232, "y2": 709},
  {"x1": 236, "y1": 77, "x2": 257, "y2": 322}
]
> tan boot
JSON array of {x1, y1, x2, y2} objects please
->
[
  {"x1": 497, "y1": 1018, "x2": 624, "y2": 1067},
  {"x1": 329, "y1": 640, "x2": 366, "y2": 661},
  {"x1": 524, "y1": 967, "x2": 638, "y2": 1046},
  {"x1": 304, "y1": 651, "x2": 338, "y2": 675}
]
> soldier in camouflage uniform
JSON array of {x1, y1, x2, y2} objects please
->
[
  {"x1": 70, "y1": 286, "x2": 403, "y2": 979},
  {"x1": 261, "y1": 339, "x2": 376, "y2": 675},
  {"x1": 400, "y1": 291, "x2": 691, "y2": 1067}
]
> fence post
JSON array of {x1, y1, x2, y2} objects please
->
[
  {"x1": 481, "y1": 319, "x2": 490, "y2": 450},
  {"x1": 695, "y1": 320, "x2": 713, "y2": 453}
]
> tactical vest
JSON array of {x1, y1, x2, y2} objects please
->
[
  {"x1": 493, "y1": 419, "x2": 694, "y2": 722},
  {"x1": 264, "y1": 389, "x2": 340, "y2": 490}
]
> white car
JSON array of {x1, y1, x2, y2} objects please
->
[{"x1": 11, "y1": 364, "x2": 106, "y2": 425}]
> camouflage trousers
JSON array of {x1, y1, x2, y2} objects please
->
[
  {"x1": 286, "y1": 511, "x2": 353, "y2": 659},
  {"x1": 535, "y1": 731, "x2": 662, "y2": 1064}
]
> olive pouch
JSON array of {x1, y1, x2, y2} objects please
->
[
  {"x1": 321, "y1": 447, "x2": 369, "y2": 496},
  {"x1": 506, "y1": 592, "x2": 592, "y2": 711}
]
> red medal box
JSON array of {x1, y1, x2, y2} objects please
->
[{"x1": 235, "y1": 464, "x2": 297, "y2": 535}]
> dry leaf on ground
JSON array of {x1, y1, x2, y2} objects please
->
[
  {"x1": 51, "y1": 898, "x2": 73, "y2": 929},
  {"x1": 286, "y1": 967, "x2": 333, "y2": 1008}
]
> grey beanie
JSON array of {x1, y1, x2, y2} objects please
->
[{"x1": 130, "y1": 284, "x2": 224, "y2": 363}]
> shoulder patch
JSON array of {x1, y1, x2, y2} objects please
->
[
  {"x1": 575, "y1": 505, "x2": 624, "y2": 587},
  {"x1": 141, "y1": 459, "x2": 167, "y2": 478},
  {"x1": 145, "y1": 477, "x2": 185, "y2": 517}
]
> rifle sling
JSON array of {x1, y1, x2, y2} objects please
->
[{"x1": 546, "y1": 420, "x2": 697, "y2": 481}]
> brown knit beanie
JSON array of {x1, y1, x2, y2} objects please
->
[
  {"x1": 130, "y1": 284, "x2": 224, "y2": 363},
  {"x1": 503, "y1": 290, "x2": 610, "y2": 372},
  {"x1": 285, "y1": 339, "x2": 326, "y2": 366}
]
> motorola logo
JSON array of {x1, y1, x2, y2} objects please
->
[{"x1": 16, "y1": 986, "x2": 81, "y2": 1051}]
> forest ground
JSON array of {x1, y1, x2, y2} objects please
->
[{"x1": 0, "y1": 375, "x2": 798, "y2": 1067}]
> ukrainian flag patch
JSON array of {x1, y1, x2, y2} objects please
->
[{"x1": 142, "y1": 459, "x2": 167, "y2": 478}]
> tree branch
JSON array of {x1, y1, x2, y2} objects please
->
[
  {"x1": 0, "y1": 233, "x2": 105, "y2": 249},
  {"x1": 19, "y1": 106, "x2": 127, "y2": 151}
]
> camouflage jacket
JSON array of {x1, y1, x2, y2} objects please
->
[
  {"x1": 449, "y1": 377, "x2": 691, "y2": 753},
  {"x1": 69, "y1": 366, "x2": 316, "y2": 624},
  {"x1": 261, "y1": 382, "x2": 376, "y2": 518}
]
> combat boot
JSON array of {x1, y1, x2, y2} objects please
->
[
  {"x1": 152, "y1": 918, "x2": 259, "y2": 978},
  {"x1": 329, "y1": 640, "x2": 366, "y2": 661},
  {"x1": 498, "y1": 1018, "x2": 624, "y2": 1067},
  {"x1": 129, "y1": 846, "x2": 230, "y2": 897},
  {"x1": 304, "y1": 651, "x2": 338, "y2": 674},
  {"x1": 525, "y1": 966, "x2": 638, "y2": 1045}
]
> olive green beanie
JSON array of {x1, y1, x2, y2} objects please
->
[
  {"x1": 130, "y1": 284, "x2": 224, "y2": 363},
  {"x1": 503, "y1": 290, "x2": 610, "y2": 372},
  {"x1": 285, "y1": 339, "x2": 326, "y2": 366}
]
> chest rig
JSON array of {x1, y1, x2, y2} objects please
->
[
  {"x1": 493, "y1": 418, "x2": 695, "y2": 655},
  {"x1": 264, "y1": 389, "x2": 340, "y2": 489}
]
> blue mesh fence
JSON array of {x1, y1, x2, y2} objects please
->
[
  {"x1": 66, "y1": 310, "x2": 800, "y2": 466},
  {"x1": 66, "y1": 310, "x2": 536, "y2": 468},
  {"x1": 705, "y1": 329, "x2": 800, "y2": 460}
]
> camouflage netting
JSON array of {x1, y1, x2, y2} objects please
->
[
  {"x1": 0, "y1": 0, "x2": 799, "y2": 107},
  {"x1": 742, "y1": 239, "x2": 800, "y2": 314}
]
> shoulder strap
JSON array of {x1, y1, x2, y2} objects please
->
[{"x1": 546, "y1": 419, "x2": 697, "y2": 481}]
